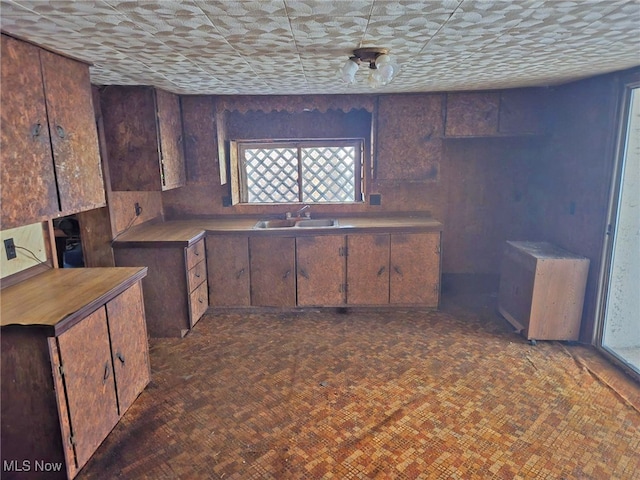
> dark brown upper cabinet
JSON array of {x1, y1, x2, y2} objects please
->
[
  {"x1": 1, "y1": 34, "x2": 105, "y2": 229},
  {"x1": 100, "y1": 86, "x2": 186, "y2": 191},
  {"x1": 445, "y1": 89, "x2": 547, "y2": 137}
]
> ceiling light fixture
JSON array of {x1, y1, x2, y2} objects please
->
[{"x1": 340, "y1": 47, "x2": 399, "y2": 88}]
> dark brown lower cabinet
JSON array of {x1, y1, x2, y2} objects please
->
[
  {"x1": 347, "y1": 234, "x2": 391, "y2": 305},
  {"x1": 390, "y1": 233, "x2": 441, "y2": 306},
  {"x1": 206, "y1": 235, "x2": 250, "y2": 307},
  {"x1": 250, "y1": 236, "x2": 296, "y2": 307},
  {"x1": 114, "y1": 238, "x2": 208, "y2": 337},
  {"x1": 1, "y1": 268, "x2": 149, "y2": 479},
  {"x1": 296, "y1": 235, "x2": 346, "y2": 306}
]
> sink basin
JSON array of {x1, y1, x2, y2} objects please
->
[
  {"x1": 253, "y1": 219, "x2": 297, "y2": 229},
  {"x1": 253, "y1": 218, "x2": 339, "y2": 229},
  {"x1": 294, "y1": 219, "x2": 339, "y2": 228}
]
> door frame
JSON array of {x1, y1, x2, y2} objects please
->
[{"x1": 594, "y1": 73, "x2": 640, "y2": 380}]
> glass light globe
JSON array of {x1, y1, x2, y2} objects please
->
[{"x1": 340, "y1": 59, "x2": 359, "y2": 84}]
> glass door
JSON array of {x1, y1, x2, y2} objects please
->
[{"x1": 599, "y1": 84, "x2": 640, "y2": 376}]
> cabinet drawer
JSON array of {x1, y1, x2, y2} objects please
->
[
  {"x1": 186, "y1": 239, "x2": 205, "y2": 270},
  {"x1": 187, "y1": 259, "x2": 207, "y2": 293},
  {"x1": 189, "y1": 280, "x2": 208, "y2": 325}
]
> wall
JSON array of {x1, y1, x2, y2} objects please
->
[
  {"x1": 0, "y1": 222, "x2": 48, "y2": 278},
  {"x1": 162, "y1": 91, "x2": 546, "y2": 278},
  {"x1": 529, "y1": 68, "x2": 640, "y2": 342}
]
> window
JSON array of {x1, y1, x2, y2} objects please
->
[{"x1": 233, "y1": 139, "x2": 364, "y2": 204}]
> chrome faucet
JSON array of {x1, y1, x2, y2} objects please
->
[{"x1": 285, "y1": 204, "x2": 311, "y2": 219}]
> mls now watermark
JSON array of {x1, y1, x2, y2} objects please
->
[{"x1": 3, "y1": 459, "x2": 64, "y2": 473}]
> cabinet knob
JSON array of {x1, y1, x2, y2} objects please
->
[
  {"x1": 195, "y1": 273, "x2": 201, "y2": 278},
  {"x1": 31, "y1": 123, "x2": 42, "y2": 138},
  {"x1": 103, "y1": 362, "x2": 111, "y2": 383},
  {"x1": 377, "y1": 266, "x2": 386, "y2": 276},
  {"x1": 236, "y1": 267, "x2": 245, "y2": 279},
  {"x1": 299, "y1": 268, "x2": 309, "y2": 279},
  {"x1": 283, "y1": 269, "x2": 291, "y2": 279},
  {"x1": 394, "y1": 265, "x2": 403, "y2": 276},
  {"x1": 56, "y1": 125, "x2": 66, "y2": 138},
  {"x1": 116, "y1": 352, "x2": 126, "y2": 364}
]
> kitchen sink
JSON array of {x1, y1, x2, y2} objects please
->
[
  {"x1": 253, "y1": 219, "x2": 298, "y2": 229},
  {"x1": 253, "y1": 218, "x2": 339, "y2": 229},
  {"x1": 294, "y1": 218, "x2": 339, "y2": 228}
]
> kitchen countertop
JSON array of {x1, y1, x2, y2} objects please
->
[{"x1": 112, "y1": 215, "x2": 443, "y2": 248}]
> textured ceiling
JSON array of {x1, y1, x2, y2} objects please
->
[{"x1": 1, "y1": 0, "x2": 639, "y2": 95}]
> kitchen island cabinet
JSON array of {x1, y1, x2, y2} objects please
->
[
  {"x1": 498, "y1": 241, "x2": 589, "y2": 342},
  {"x1": 1, "y1": 34, "x2": 105, "y2": 229},
  {"x1": 0, "y1": 267, "x2": 149, "y2": 480}
]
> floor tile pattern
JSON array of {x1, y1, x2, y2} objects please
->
[{"x1": 78, "y1": 296, "x2": 640, "y2": 479}]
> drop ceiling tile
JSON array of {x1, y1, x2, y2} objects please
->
[
  {"x1": 283, "y1": 0, "x2": 372, "y2": 17},
  {"x1": 289, "y1": 15, "x2": 368, "y2": 52},
  {"x1": 369, "y1": 0, "x2": 460, "y2": 16},
  {"x1": 104, "y1": 0, "x2": 204, "y2": 17},
  {"x1": 195, "y1": 0, "x2": 287, "y2": 17}
]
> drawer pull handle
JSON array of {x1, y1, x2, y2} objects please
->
[
  {"x1": 31, "y1": 123, "x2": 42, "y2": 137},
  {"x1": 299, "y1": 268, "x2": 309, "y2": 279},
  {"x1": 195, "y1": 273, "x2": 201, "y2": 278},
  {"x1": 198, "y1": 298, "x2": 204, "y2": 304},
  {"x1": 103, "y1": 362, "x2": 111, "y2": 383},
  {"x1": 283, "y1": 269, "x2": 290, "y2": 279},
  {"x1": 394, "y1": 265, "x2": 403, "y2": 276},
  {"x1": 194, "y1": 250, "x2": 200, "y2": 256},
  {"x1": 236, "y1": 268, "x2": 245, "y2": 279},
  {"x1": 56, "y1": 125, "x2": 66, "y2": 138},
  {"x1": 377, "y1": 266, "x2": 386, "y2": 276},
  {"x1": 116, "y1": 352, "x2": 125, "y2": 364}
]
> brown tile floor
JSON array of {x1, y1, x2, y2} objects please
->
[{"x1": 78, "y1": 294, "x2": 640, "y2": 479}]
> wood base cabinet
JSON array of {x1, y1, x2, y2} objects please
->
[
  {"x1": 114, "y1": 238, "x2": 208, "y2": 337},
  {"x1": 205, "y1": 231, "x2": 441, "y2": 309},
  {"x1": 1, "y1": 268, "x2": 149, "y2": 479},
  {"x1": 498, "y1": 241, "x2": 590, "y2": 342}
]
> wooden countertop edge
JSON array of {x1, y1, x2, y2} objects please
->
[
  {"x1": 1, "y1": 267, "x2": 148, "y2": 335},
  {"x1": 112, "y1": 218, "x2": 443, "y2": 247},
  {"x1": 53, "y1": 267, "x2": 148, "y2": 335}
]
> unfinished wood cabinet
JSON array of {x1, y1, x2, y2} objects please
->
[
  {"x1": 114, "y1": 237, "x2": 207, "y2": 337},
  {"x1": 250, "y1": 236, "x2": 296, "y2": 307},
  {"x1": 296, "y1": 235, "x2": 346, "y2": 306},
  {"x1": 1, "y1": 34, "x2": 105, "y2": 229},
  {"x1": 1, "y1": 268, "x2": 149, "y2": 479},
  {"x1": 101, "y1": 86, "x2": 185, "y2": 191},
  {"x1": 347, "y1": 234, "x2": 391, "y2": 305},
  {"x1": 498, "y1": 241, "x2": 590, "y2": 342},
  {"x1": 206, "y1": 235, "x2": 250, "y2": 307}
]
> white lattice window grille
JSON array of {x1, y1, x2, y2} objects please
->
[{"x1": 235, "y1": 140, "x2": 364, "y2": 204}]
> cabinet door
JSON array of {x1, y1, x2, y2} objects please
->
[
  {"x1": 445, "y1": 92, "x2": 499, "y2": 137},
  {"x1": 101, "y1": 86, "x2": 161, "y2": 191},
  {"x1": 250, "y1": 236, "x2": 296, "y2": 307},
  {"x1": 0, "y1": 35, "x2": 58, "y2": 228},
  {"x1": 390, "y1": 233, "x2": 440, "y2": 306},
  {"x1": 206, "y1": 235, "x2": 250, "y2": 306},
  {"x1": 347, "y1": 234, "x2": 390, "y2": 305},
  {"x1": 296, "y1": 235, "x2": 345, "y2": 306},
  {"x1": 156, "y1": 89, "x2": 185, "y2": 190},
  {"x1": 105, "y1": 281, "x2": 150, "y2": 415},
  {"x1": 40, "y1": 49, "x2": 105, "y2": 215},
  {"x1": 56, "y1": 307, "x2": 119, "y2": 470}
]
